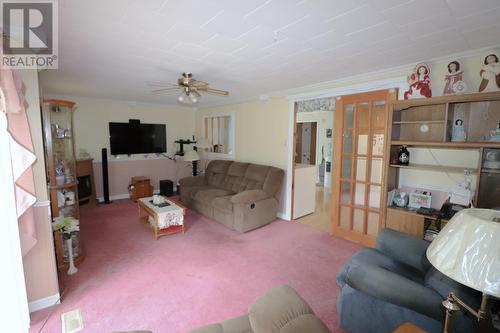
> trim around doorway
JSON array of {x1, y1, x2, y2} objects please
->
[{"x1": 282, "y1": 76, "x2": 407, "y2": 221}]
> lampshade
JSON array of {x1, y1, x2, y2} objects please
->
[
  {"x1": 183, "y1": 150, "x2": 200, "y2": 162},
  {"x1": 196, "y1": 137, "x2": 211, "y2": 149},
  {"x1": 426, "y1": 208, "x2": 500, "y2": 297}
]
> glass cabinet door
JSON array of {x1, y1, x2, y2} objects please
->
[{"x1": 332, "y1": 90, "x2": 397, "y2": 246}]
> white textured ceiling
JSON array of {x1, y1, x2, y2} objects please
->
[{"x1": 40, "y1": 0, "x2": 500, "y2": 106}]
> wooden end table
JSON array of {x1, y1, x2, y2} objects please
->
[
  {"x1": 393, "y1": 322, "x2": 427, "y2": 333},
  {"x1": 137, "y1": 196, "x2": 186, "y2": 240}
]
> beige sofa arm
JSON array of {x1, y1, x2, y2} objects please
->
[
  {"x1": 230, "y1": 190, "x2": 270, "y2": 204},
  {"x1": 179, "y1": 176, "x2": 206, "y2": 187}
]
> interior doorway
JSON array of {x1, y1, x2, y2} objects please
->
[{"x1": 291, "y1": 99, "x2": 335, "y2": 232}]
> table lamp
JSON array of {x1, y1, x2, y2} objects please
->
[
  {"x1": 183, "y1": 150, "x2": 200, "y2": 176},
  {"x1": 426, "y1": 208, "x2": 500, "y2": 333},
  {"x1": 195, "y1": 137, "x2": 211, "y2": 174}
]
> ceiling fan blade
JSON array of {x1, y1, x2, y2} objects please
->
[
  {"x1": 198, "y1": 86, "x2": 229, "y2": 95},
  {"x1": 146, "y1": 81, "x2": 178, "y2": 88},
  {"x1": 151, "y1": 87, "x2": 180, "y2": 94},
  {"x1": 189, "y1": 80, "x2": 209, "y2": 87}
]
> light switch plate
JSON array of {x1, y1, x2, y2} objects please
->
[{"x1": 61, "y1": 309, "x2": 84, "y2": 333}]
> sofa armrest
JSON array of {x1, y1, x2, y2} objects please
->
[
  {"x1": 376, "y1": 228, "x2": 431, "y2": 274},
  {"x1": 179, "y1": 176, "x2": 206, "y2": 187},
  {"x1": 344, "y1": 261, "x2": 444, "y2": 320},
  {"x1": 230, "y1": 190, "x2": 271, "y2": 205}
]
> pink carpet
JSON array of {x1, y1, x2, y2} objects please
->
[{"x1": 30, "y1": 199, "x2": 360, "y2": 333}]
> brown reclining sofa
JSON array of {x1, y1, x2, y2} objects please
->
[{"x1": 179, "y1": 160, "x2": 284, "y2": 232}]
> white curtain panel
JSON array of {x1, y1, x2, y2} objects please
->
[{"x1": 0, "y1": 107, "x2": 30, "y2": 332}]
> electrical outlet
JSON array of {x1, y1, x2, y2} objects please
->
[{"x1": 61, "y1": 309, "x2": 84, "y2": 333}]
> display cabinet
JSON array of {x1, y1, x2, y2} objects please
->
[
  {"x1": 42, "y1": 99, "x2": 85, "y2": 271},
  {"x1": 384, "y1": 91, "x2": 500, "y2": 239}
]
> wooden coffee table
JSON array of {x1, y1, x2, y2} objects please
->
[{"x1": 137, "y1": 196, "x2": 186, "y2": 240}]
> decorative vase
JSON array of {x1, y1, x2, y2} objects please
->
[
  {"x1": 66, "y1": 237, "x2": 78, "y2": 275},
  {"x1": 398, "y1": 146, "x2": 410, "y2": 165}
]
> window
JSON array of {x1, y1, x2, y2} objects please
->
[{"x1": 203, "y1": 114, "x2": 234, "y2": 157}]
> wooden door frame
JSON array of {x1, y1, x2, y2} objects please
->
[{"x1": 331, "y1": 89, "x2": 398, "y2": 246}]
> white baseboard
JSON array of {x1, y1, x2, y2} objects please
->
[{"x1": 29, "y1": 293, "x2": 60, "y2": 313}]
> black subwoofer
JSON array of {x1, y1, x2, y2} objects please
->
[{"x1": 160, "y1": 179, "x2": 174, "y2": 197}]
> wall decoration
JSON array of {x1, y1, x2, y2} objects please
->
[
  {"x1": 443, "y1": 61, "x2": 467, "y2": 95},
  {"x1": 404, "y1": 63, "x2": 432, "y2": 99},
  {"x1": 297, "y1": 97, "x2": 335, "y2": 113},
  {"x1": 452, "y1": 119, "x2": 467, "y2": 142},
  {"x1": 478, "y1": 52, "x2": 500, "y2": 92},
  {"x1": 326, "y1": 128, "x2": 332, "y2": 138}
]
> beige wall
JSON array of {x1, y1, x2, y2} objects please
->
[
  {"x1": 42, "y1": 95, "x2": 197, "y2": 197},
  {"x1": 20, "y1": 70, "x2": 59, "y2": 308},
  {"x1": 197, "y1": 97, "x2": 289, "y2": 168}
]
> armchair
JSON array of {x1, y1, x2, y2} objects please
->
[{"x1": 336, "y1": 228, "x2": 480, "y2": 333}]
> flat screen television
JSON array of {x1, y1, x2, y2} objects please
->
[{"x1": 109, "y1": 120, "x2": 166, "y2": 155}]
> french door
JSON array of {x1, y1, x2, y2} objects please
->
[{"x1": 331, "y1": 89, "x2": 397, "y2": 246}]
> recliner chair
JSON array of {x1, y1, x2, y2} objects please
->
[{"x1": 336, "y1": 228, "x2": 480, "y2": 333}]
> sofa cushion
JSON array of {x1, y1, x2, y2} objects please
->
[
  {"x1": 280, "y1": 314, "x2": 330, "y2": 333},
  {"x1": 337, "y1": 248, "x2": 425, "y2": 287},
  {"x1": 222, "y1": 162, "x2": 250, "y2": 192},
  {"x1": 213, "y1": 195, "x2": 233, "y2": 213},
  {"x1": 194, "y1": 189, "x2": 233, "y2": 205},
  {"x1": 206, "y1": 160, "x2": 232, "y2": 187},
  {"x1": 240, "y1": 164, "x2": 270, "y2": 192},
  {"x1": 188, "y1": 185, "x2": 214, "y2": 200},
  {"x1": 262, "y1": 167, "x2": 284, "y2": 197},
  {"x1": 248, "y1": 285, "x2": 325, "y2": 333}
]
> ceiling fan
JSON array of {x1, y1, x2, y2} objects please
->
[{"x1": 148, "y1": 72, "x2": 229, "y2": 104}]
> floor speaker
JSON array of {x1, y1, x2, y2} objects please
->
[
  {"x1": 160, "y1": 179, "x2": 174, "y2": 197},
  {"x1": 102, "y1": 148, "x2": 111, "y2": 204}
]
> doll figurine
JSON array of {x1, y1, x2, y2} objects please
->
[
  {"x1": 443, "y1": 61, "x2": 466, "y2": 95},
  {"x1": 404, "y1": 63, "x2": 432, "y2": 99},
  {"x1": 479, "y1": 53, "x2": 500, "y2": 92}
]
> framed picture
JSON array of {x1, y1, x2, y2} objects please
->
[{"x1": 326, "y1": 128, "x2": 332, "y2": 138}]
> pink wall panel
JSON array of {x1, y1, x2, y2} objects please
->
[{"x1": 93, "y1": 159, "x2": 194, "y2": 198}]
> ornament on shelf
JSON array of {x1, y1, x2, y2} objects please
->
[
  {"x1": 490, "y1": 123, "x2": 500, "y2": 142},
  {"x1": 451, "y1": 119, "x2": 467, "y2": 142},
  {"x1": 443, "y1": 61, "x2": 467, "y2": 95},
  {"x1": 398, "y1": 146, "x2": 410, "y2": 165},
  {"x1": 52, "y1": 216, "x2": 80, "y2": 275},
  {"x1": 404, "y1": 63, "x2": 432, "y2": 99},
  {"x1": 478, "y1": 52, "x2": 500, "y2": 92}
]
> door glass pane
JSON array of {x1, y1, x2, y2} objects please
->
[
  {"x1": 356, "y1": 157, "x2": 367, "y2": 181},
  {"x1": 357, "y1": 134, "x2": 368, "y2": 155},
  {"x1": 343, "y1": 131, "x2": 353, "y2": 153},
  {"x1": 372, "y1": 133, "x2": 384, "y2": 156},
  {"x1": 354, "y1": 183, "x2": 365, "y2": 205},
  {"x1": 372, "y1": 101, "x2": 386, "y2": 128},
  {"x1": 367, "y1": 212, "x2": 379, "y2": 236},
  {"x1": 342, "y1": 156, "x2": 352, "y2": 179},
  {"x1": 340, "y1": 182, "x2": 351, "y2": 204},
  {"x1": 369, "y1": 185, "x2": 381, "y2": 208},
  {"x1": 340, "y1": 206, "x2": 351, "y2": 228},
  {"x1": 344, "y1": 104, "x2": 355, "y2": 128},
  {"x1": 356, "y1": 102, "x2": 370, "y2": 129},
  {"x1": 353, "y1": 209, "x2": 364, "y2": 232},
  {"x1": 371, "y1": 158, "x2": 383, "y2": 183}
]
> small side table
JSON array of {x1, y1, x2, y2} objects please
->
[
  {"x1": 129, "y1": 176, "x2": 153, "y2": 201},
  {"x1": 393, "y1": 322, "x2": 427, "y2": 333}
]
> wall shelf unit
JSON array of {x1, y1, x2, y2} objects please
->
[
  {"x1": 384, "y1": 91, "x2": 500, "y2": 239},
  {"x1": 42, "y1": 99, "x2": 85, "y2": 272}
]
